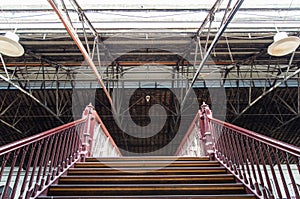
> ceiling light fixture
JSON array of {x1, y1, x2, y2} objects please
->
[
  {"x1": 145, "y1": 95, "x2": 151, "y2": 102},
  {"x1": 0, "y1": 31, "x2": 24, "y2": 57},
  {"x1": 267, "y1": 32, "x2": 300, "y2": 57}
]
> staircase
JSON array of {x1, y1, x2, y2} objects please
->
[{"x1": 38, "y1": 156, "x2": 257, "y2": 199}]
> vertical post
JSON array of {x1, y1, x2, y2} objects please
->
[
  {"x1": 80, "y1": 103, "x2": 96, "y2": 161},
  {"x1": 200, "y1": 102, "x2": 215, "y2": 160}
]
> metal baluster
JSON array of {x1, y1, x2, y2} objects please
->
[
  {"x1": 235, "y1": 133, "x2": 247, "y2": 181},
  {"x1": 0, "y1": 153, "x2": 10, "y2": 184},
  {"x1": 41, "y1": 136, "x2": 54, "y2": 189},
  {"x1": 66, "y1": 127, "x2": 74, "y2": 165},
  {"x1": 32, "y1": 138, "x2": 50, "y2": 196},
  {"x1": 251, "y1": 140, "x2": 266, "y2": 197},
  {"x1": 2, "y1": 149, "x2": 20, "y2": 199},
  {"x1": 11, "y1": 146, "x2": 29, "y2": 199},
  {"x1": 19, "y1": 143, "x2": 36, "y2": 199},
  {"x1": 223, "y1": 128, "x2": 234, "y2": 169},
  {"x1": 58, "y1": 130, "x2": 68, "y2": 171},
  {"x1": 245, "y1": 137, "x2": 258, "y2": 192},
  {"x1": 283, "y1": 152, "x2": 299, "y2": 199},
  {"x1": 25, "y1": 140, "x2": 43, "y2": 198},
  {"x1": 46, "y1": 134, "x2": 59, "y2": 184},
  {"x1": 52, "y1": 133, "x2": 63, "y2": 177},
  {"x1": 218, "y1": 125, "x2": 228, "y2": 165},
  {"x1": 228, "y1": 129, "x2": 239, "y2": 174},
  {"x1": 257, "y1": 143, "x2": 274, "y2": 199},
  {"x1": 265, "y1": 146, "x2": 282, "y2": 199},
  {"x1": 232, "y1": 132, "x2": 244, "y2": 179},
  {"x1": 273, "y1": 148, "x2": 291, "y2": 198}
]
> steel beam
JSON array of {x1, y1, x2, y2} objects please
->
[
  {"x1": 48, "y1": 0, "x2": 113, "y2": 106},
  {"x1": 190, "y1": 0, "x2": 244, "y2": 88},
  {"x1": 273, "y1": 114, "x2": 300, "y2": 133},
  {"x1": 0, "y1": 119, "x2": 23, "y2": 135},
  {"x1": 0, "y1": 73, "x2": 64, "y2": 123},
  {"x1": 182, "y1": 0, "x2": 244, "y2": 107},
  {"x1": 195, "y1": 0, "x2": 224, "y2": 37},
  {"x1": 232, "y1": 67, "x2": 300, "y2": 123}
]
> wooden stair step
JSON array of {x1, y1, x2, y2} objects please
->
[
  {"x1": 74, "y1": 161, "x2": 220, "y2": 168},
  {"x1": 85, "y1": 156, "x2": 210, "y2": 162},
  {"x1": 41, "y1": 156, "x2": 256, "y2": 198},
  {"x1": 48, "y1": 183, "x2": 247, "y2": 196},
  {"x1": 67, "y1": 167, "x2": 227, "y2": 175},
  {"x1": 38, "y1": 194, "x2": 257, "y2": 199},
  {"x1": 58, "y1": 174, "x2": 235, "y2": 184}
]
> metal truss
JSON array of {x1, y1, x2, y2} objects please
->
[
  {"x1": 0, "y1": 0, "x2": 299, "y2": 138},
  {"x1": 0, "y1": 0, "x2": 115, "y2": 134},
  {"x1": 48, "y1": 0, "x2": 113, "y2": 106},
  {"x1": 0, "y1": 51, "x2": 69, "y2": 134},
  {"x1": 190, "y1": 0, "x2": 244, "y2": 87},
  {"x1": 181, "y1": 0, "x2": 244, "y2": 107},
  {"x1": 229, "y1": 63, "x2": 300, "y2": 133}
]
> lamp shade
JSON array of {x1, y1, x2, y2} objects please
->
[
  {"x1": 267, "y1": 32, "x2": 300, "y2": 56},
  {"x1": 0, "y1": 31, "x2": 24, "y2": 57}
]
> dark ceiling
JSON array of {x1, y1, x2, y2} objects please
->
[
  {"x1": 0, "y1": 0, "x2": 299, "y2": 155},
  {"x1": 0, "y1": 87, "x2": 299, "y2": 155}
]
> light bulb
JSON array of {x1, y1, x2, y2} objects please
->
[{"x1": 145, "y1": 95, "x2": 150, "y2": 102}]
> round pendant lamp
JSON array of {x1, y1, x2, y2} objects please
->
[
  {"x1": 268, "y1": 32, "x2": 300, "y2": 57},
  {"x1": 0, "y1": 31, "x2": 24, "y2": 57}
]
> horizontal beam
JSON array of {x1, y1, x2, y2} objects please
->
[
  {"x1": 0, "y1": 61, "x2": 234, "y2": 67},
  {"x1": 1, "y1": 1, "x2": 300, "y2": 10}
]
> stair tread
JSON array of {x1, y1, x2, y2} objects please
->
[
  {"x1": 59, "y1": 174, "x2": 235, "y2": 184},
  {"x1": 67, "y1": 167, "x2": 227, "y2": 175},
  {"x1": 60, "y1": 174, "x2": 234, "y2": 178},
  {"x1": 68, "y1": 166, "x2": 226, "y2": 172},
  {"x1": 75, "y1": 161, "x2": 220, "y2": 168},
  {"x1": 48, "y1": 183, "x2": 247, "y2": 196},
  {"x1": 51, "y1": 183, "x2": 245, "y2": 187},
  {"x1": 68, "y1": 166, "x2": 226, "y2": 171},
  {"x1": 43, "y1": 156, "x2": 255, "y2": 198},
  {"x1": 38, "y1": 194, "x2": 257, "y2": 199},
  {"x1": 86, "y1": 157, "x2": 210, "y2": 162}
]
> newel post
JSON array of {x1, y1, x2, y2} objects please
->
[
  {"x1": 80, "y1": 103, "x2": 96, "y2": 161},
  {"x1": 200, "y1": 102, "x2": 215, "y2": 160}
]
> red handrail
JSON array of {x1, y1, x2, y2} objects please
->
[
  {"x1": 0, "y1": 119, "x2": 86, "y2": 156},
  {"x1": 0, "y1": 117, "x2": 86, "y2": 199},
  {"x1": 0, "y1": 104, "x2": 121, "y2": 199},
  {"x1": 209, "y1": 117, "x2": 300, "y2": 157},
  {"x1": 176, "y1": 103, "x2": 300, "y2": 199},
  {"x1": 209, "y1": 116, "x2": 300, "y2": 199}
]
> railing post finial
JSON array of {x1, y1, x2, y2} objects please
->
[
  {"x1": 82, "y1": 103, "x2": 95, "y2": 118},
  {"x1": 200, "y1": 102, "x2": 215, "y2": 160},
  {"x1": 80, "y1": 103, "x2": 96, "y2": 161}
]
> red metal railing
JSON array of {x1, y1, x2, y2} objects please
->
[
  {"x1": 176, "y1": 102, "x2": 300, "y2": 199},
  {"x1": 175, "y1": 103, "x2": 215, "y2": 158},
  {"x1": 0, "y1": 104, "x2": 120, "y2": 199},
  {"x1": 84, "y1": 104, "x2": 121, "y2": 158}
]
